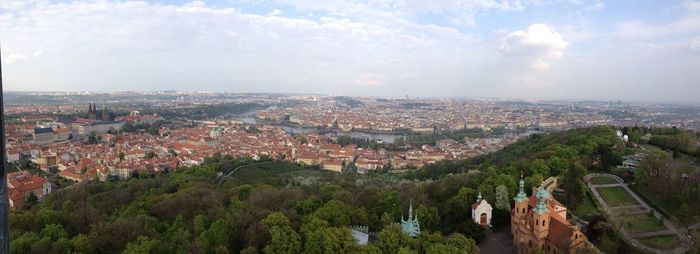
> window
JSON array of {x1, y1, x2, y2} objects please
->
[
  {"x1": 542, "y1": 220, "x2": 546, "y2": 227},
  {"x1": 522, "y1": 207, "x2": 525, "y2": 213}
]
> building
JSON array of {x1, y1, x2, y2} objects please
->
[
  {"x1": 471, "y1": 192, "x2": 493, "y2": 226},
  {"x1": 32, "y1": 127, "x2": 55, "y2": 145},
  {"x1": 77, "y1": 120, "x2": 125, "y2": 135},
  {"x1": 88, "y1": 103, "x2": 115, "y2": 121},
  {"x1": 511, "y1": 176, "x2": 588, "y2": 254},
  {"x1": 7, "y1": 171, "x2": 52, "y2": 209},
  {"x1": 399, "y1": 202, "x2": 421, "y2": 238},
  {"x1": 350, "y1": 226, "x2": 370, "y2": 245}
]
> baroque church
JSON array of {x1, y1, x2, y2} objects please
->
[{"x1": 511, "y1": 176, "x2": 588, "y2": 254}]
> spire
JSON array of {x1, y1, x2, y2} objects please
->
[
  {"x1": 515, "y1": 173, "x2": 527, "y2": 202},
  {"x1": 533, "y1": 188, "x2": 550, "y2": 215},
  {"x1": 408, "y1": 200, "x2": 413, "y2": 219},
  {"x1": 477, "y1": 192, "x2": 483, "y2": 202},
  {"x1": 89, "y1": 103, "x2": 92, "y2": 112}
]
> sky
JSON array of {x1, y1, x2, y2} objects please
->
[{"x1": 0, "y1": 0, "x2": 699, "y2": 103}]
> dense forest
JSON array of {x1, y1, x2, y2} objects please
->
[{"x1": 8, "y1": 126, "x2": 630, "y2": 254}]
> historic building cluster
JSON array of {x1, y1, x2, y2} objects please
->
[{"x1": 511, "y1": 177, "x2": 588, "y2": 254}]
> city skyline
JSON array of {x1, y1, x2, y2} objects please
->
[{"x1": 1, "y1": 0, "x2": 699, "y2": 103}]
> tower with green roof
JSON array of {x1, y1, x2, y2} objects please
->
[
  {"x1": 400, "y1": 201, "x2": 420, "y2": 238},
  {"x1": 513, "y1": 175, "x2": 529, "y2": 221}
]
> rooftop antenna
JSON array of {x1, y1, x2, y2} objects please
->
[{"x1": 0, "y1": 42, "x2": 10, "y2": 252}]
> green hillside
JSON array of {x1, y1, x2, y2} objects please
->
[{"x1": 8, "y1": 126, "x2": 628, "y2": 254}]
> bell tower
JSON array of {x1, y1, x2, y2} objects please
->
[
  {"x1": 512, "y1": 175, "x2": 528, "y2": 237},
  {"x1": 513, "y1": 175, "x2": 528, "y2": 219},
  {"x1": 532, "y1": 188, "x2": 550, "y2": 244}
]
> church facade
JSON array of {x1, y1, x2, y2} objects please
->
[
  {"x1": 511, "y1": 176, "x2": 588, "y2": 254},
  {"x1": 471, "y1": 192, "x2": 493, "y2": 226}
]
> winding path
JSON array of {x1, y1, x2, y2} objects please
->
[
  {"x1": 584, "y1": 173, "x2": 689, "y2": 254},
  {"x1": 214, "y1": 161, "x2": 276, "y2": 184}
]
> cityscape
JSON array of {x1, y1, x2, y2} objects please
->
[{"x1": 2, "y1": 1, "x2": 700, "y2": 254}]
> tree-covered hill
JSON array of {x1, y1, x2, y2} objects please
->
[{"x1": 8, "y1": 126, "x2": 626, "y2": 254}]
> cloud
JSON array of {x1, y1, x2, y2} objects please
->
[
  {"x1": 691, "y1": 36, "x2": 700, "y2": 52},
  {"x1": 0, "y1": 0, "x2": 482, "y2": 92},
  {"x1": 2, "y1": 48, "x2": 42, "y2": 64},
  {"x1": 684, "y1": 0, "x2": 700, "y2": 12},
  {"x1": 616, "y1": 15, "x2": 700, "y2": 41},
  {"x1": 267, "y1": 9, "x2": 283, "y2": 16},
  {"x1": 499, "y1": 24, "x2": 568, "y2": 69}
]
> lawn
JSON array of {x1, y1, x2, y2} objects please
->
[
  {"x1": 597, "y1": 186, "x2": 638, "y2": 207},
  {"x1": 637, "y1": 235, "x2": 679, "y2": 250},
  {"x1": 575, "y1": 189, "x2": 599, "y2": 218},
  {"x1": 622, "y1": 214, "x2": 667, "y2": 233},
  {"x1": 633, "y1": 185, "x2": 700, "y2": 225},
  {"x1": 590, "y1": 176, "x2": 618, "y2": 185}
]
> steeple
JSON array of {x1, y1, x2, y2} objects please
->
[
  {"x1": 515, "y1": 174, "x2": 527, "y2": 202},
  {"x1": 533, "y1": 187, "x2": 550, "y2": 215},
  {"x1": 477, "y1": 192, "x2": 483, "y2": 203},
  {"x1": 408, "y1": 200, "x2": 413, "y2": 219}
]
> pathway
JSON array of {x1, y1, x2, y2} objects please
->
[
  {"x1": 584, "y1": 173, "x2": 689, "y2": 254},
  {"x1": 214, "y1": 161, "x2": 276, "y2": 184}
]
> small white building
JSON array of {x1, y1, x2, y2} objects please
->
[{"x1": 471, "y1": 192, "x2": 493, "y2": 227}]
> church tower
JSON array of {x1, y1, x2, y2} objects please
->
[
  {"x1": 513, "y1": 175, "x2": 528, "y2": 220},
  {"x1": 512, "y1": 175, "x2": 528, "y2": 238},
  {"x1": 532, "y1": 188, "x2": 550, "y2": 244}
]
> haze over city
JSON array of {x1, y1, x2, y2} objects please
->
[{"x1": 1, "y1": 0, "x2": 699, "y2": 103}]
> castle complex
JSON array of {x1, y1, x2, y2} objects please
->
[
  {"x1": 88, "y1": 103, "x2": 114, "y2": 121},
  {"x1": 511, "y1": 176, "x2": 588, "y2": 254}
]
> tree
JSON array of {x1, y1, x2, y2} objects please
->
[
  {"x1": 529, "y1": 159, "x2": 551, "y2": 177},
  {"x1": 303, "y1": 226, "x2": 360, "y2": 254},
  {"x1": 416, "y1": 205, "x2": 440, "y2": 232},
  {"x1": 445, "y1": 233, "x2": 478, "y2": 254},
  {"x1": 198, "y1": 219, "x2": 230, "y2": 250},
  {"x1": 118, "y1": 152, "x2": 126, "y2": 161},
  {"x1": 27, "y1": 191, "x2": 39, "y2": 205},
  {"x1": 525, "y1": 174, "x2": 544, "y2": 191},
  {"x1": 71, "y1": 234, "x2": 96, "y2": 254},
  {"x1": 123, "y1": 236, "x2": 164, "y2": 254},
  {"x1": 41, "y1": 223, "x2": 67, "y2": 240},
  {"x1": 262, "y1": 212, "x2": 301, "y2": 254},
  {"x1": 563, "y1": 163, "x2": 586, "y2": 210},
  {"x1": 375, "y1": 224, "x2": 414, "y2": 254},
  {"x1": 313, "y1": 199, "x2": 353, "y2": 227},
  {"x1": 494, "y1": 185, "x2": 510, "y2": 211}
]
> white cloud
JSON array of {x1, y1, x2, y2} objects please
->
[
  {"x1": 0, "y1": 0, "x2": 482, "y2": 92},
  {"x1": 267, "y1": 9, "x2": 283, "y2": 16},
  {"x1": 500, "y1": 24, "x2": 568, "y2": 69},
  {"x1": 691, "y1": 36, "x2": 700, "y2": 52},
  {"x1": 684, "y1": 0, "x2": 700, "y2": 12},
  {"x1": 2, "y1": 48, "x2": 42, "y2": 64},
  {"x1": 616, "y1": 15, "x2": 700, "y2": 41}
]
